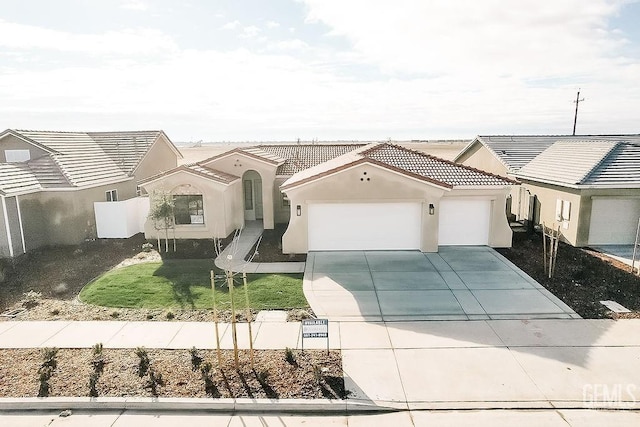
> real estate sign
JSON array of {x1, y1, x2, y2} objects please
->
[{"x1": 301, "y1": 319, "x2": 329, "y2": 353}]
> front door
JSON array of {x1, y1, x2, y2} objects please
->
[{"x1": 243, "y1": 171, "x2": 263, "y2": 222}]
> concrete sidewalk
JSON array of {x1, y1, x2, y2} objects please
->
[
  {"x1": 214, "y1": 221, "x2": 305, "y2": 273},
  {"x1": 1, "y1": 318, "x2": 638, "y2": 410}
]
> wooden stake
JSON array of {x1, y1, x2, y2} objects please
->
[
  {"x1": 542, "y1": 222, "x2": 548, "y2": 273},
  {"x1": 227, "y1": 270, "x2": 239, "y2": 369},
  {"x1": 210, "y1": 270, "x2": 222, "y2": 368},
  {"x1": 242, "y1": 272, "x2": 255, "y2": 370}
]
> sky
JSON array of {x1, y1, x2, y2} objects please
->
[{"x1": 0, "y1": 0, "x2": 639, "y2": 142}]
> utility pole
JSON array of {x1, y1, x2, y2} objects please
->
[{"x1": 572, "y1": 89, "x2": 585, "y2": 136}]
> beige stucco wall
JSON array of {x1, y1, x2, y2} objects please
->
[
  {"x1": 455, "y1": 142, "x2": 525, "y2": 219},
  {"x1": 201, "y1": 153, "x2": 278, "y2": 229},
  {"x1": 19, "y1": 180, "x2": 137, "y2": 249},
  {"x1": 518, "y1": 180, "x2": 582, "y2": 245},
  {"x1": 456, "y1": 142, "x2": 510, "y2": 178},
  {"x1": 274, "y1": 177, "x2": 290, "y2": 224},
  {"x1": 0, "y1": 134, "x2": 50, "y2": 162},
  {"x1": 141, "y1": 171, "x2": 242, "y2": 240},
  {"x1": 133, "y1": 135, "x2": 179, "y2": 184}
]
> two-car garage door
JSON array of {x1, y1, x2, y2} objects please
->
[
  {"x1": 308, "y1": 203, "x2": 422, "y2": 250},
  {"x1": 307, "y1": 199, "x2": 492, "y2": 250}
]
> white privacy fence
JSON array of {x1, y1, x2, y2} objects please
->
[{"x1": 94, "y1": 197, "x2": 150, "y2": 238}]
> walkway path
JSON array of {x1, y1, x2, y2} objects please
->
[
  {"x1": 213, "y1": 221, "x2": 305, "y2": 274},
  {"x1": 1, "y1": 318, "x2": 638, "y2": 410}
]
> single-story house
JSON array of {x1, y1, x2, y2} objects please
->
[
  {"x1": 0, "y1": 129, "x2": 181, "y2": 257},
  {"x1": 141, "y1": 142, "x2": 516, "y2": 253},
  {"x1": 455, "y1": 135, "x2": 640, "y2": 246}
]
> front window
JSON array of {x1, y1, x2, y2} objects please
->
[
  {"x1": 174, "y1": 195, "x2": 204, "y2": 225},
  {"x1": 106, "y1": 189, "x2": 118, "y2": 202}
]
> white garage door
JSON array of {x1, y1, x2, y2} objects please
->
[
  {"x1": 439, "y1": 199, "x2": 491, "y2": 245},
  {"x1": 308, "y1": 203, "x2": 422, "y2": 250},
  {"x1": 588, "y1": 198, "x2": 640, "y2": 245}
]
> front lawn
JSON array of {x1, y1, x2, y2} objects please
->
[{"x1": 79, "y1": 260, "x2": 307, "y2": 310}]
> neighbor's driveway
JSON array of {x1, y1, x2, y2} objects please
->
[{"x1": 304, "y1": 247, "x2": 578, "y2": 321}]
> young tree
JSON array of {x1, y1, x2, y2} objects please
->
[{"x1": 148, "y1": 190, "x2": 175, "y2": 252}]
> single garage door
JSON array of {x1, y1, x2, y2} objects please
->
[
  {"x1": 308, "y1": 203, "x2": 422, "y2": 250},
  {"x1": 439, "y1": 198, "x2": 491, "y2": 245},
  {"x1": 588, "y1": 198, "x2": 640, "y2": 245}
]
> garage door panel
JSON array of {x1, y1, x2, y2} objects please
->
[
  {"x1": 589, "y1": 198, "x2": 640, "y2": 245},
  {"x1": 308, "y1": 203, "x2": 422, "y2": 250},
  {"x1": 439, "y1": 199, "x2": 491, "y2": 246}
]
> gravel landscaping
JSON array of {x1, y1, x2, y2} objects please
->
[{"x1": 0, "y1": 348, "x2": 345, "y2": 399}]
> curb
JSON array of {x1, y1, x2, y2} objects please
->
[{"x1": 0, "y1": 397, "x2": 396, "y2": 413}]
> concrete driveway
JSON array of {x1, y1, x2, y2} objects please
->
[{"x1": 304, "y1": 247, "x2": 578, "y2": 321}]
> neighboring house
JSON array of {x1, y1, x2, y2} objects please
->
[
  {"x1": 455, "y1": 135, "x2": 640, "y2": 246},
  {"x1": 0, "y1": 129, "x2": 181, "y2": 257},
  {"x1": 141, "y1": 143, "x2": 516, "y2": 253}
]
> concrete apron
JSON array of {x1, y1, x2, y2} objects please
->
[{"x1": 304, "y1": 248, "x2": 578, "y2": 321}]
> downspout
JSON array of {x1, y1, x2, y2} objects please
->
[
  {"x1": 15, "y1": 195, "x2": 26, "y2": 254},
  {"x1": 1, "y1": 196, "x2": 14, "y2": 257}
]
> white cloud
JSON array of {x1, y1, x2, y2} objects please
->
[
  {"x1": 120, "y1": 0, "x2": 148, "y2": 11},
  {"x1": 220, "y1": 20, "x2": 241, "y2": 30},
  {"x1": 266, "y1": 21, "x2": 280, "y2": 29},
  {"x1": 0, "y1": 1, "x2": 638, "y2": 140},
  {"x1": 240, "y1": 25, "x2": 261, "y2": 38},
  {"x1": 0, "y1": 20, "x2": 177, "y2": 56},
  {"x1": 267, "y1": 39, "x2": 309, "y2": 51}
]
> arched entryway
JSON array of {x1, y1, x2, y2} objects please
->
[{"x1": 242, "y1": 170, "x2": 263, "y2": 222}]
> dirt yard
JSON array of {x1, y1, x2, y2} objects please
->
[{"x1": 497, "y1": 231, "x2": 640, "y2": 319}]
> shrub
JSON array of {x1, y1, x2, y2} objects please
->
[
  {"x1": 134, "y1": 347, "x2": 150, "y2": 377},
  {"x1": 110, "y1": 311, "x2": 120, "y2": 318},
  {"x1": 165, "y1": 311, "x2": 175, "y2": 320},
  {"x1": 37, "y1": 347, "x2": 58, "y2": 397},
  {"x1": 189, "y1": 347, "x2": 203, "y2": 371},
  {"x1": 88, "y1": 372, "x2": 99, "y2": 397},
  {"x1": 145, "y1": 367, "x2": 164, "y2": 396},
  {"x1": 142, "y1": 242, "x2": 154, "y2": 252},
  {"x1": 92, "y1": 343, "x2": 105, "y2": 374},
  {"x1": 285, "y1": 347, "x2": 296, "y2": 366},
  {"x1": 200, "y1": 362, "x2": 218, "y2": 397}
]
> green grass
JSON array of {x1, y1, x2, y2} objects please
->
[{"x1": 79, "y1": 260, "x2": 307, "y2": 310}]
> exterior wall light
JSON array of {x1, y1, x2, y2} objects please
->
[
  {"x1": 296, "y1": 205, "x2": 302, "y2": 216},
  {"x1": 428, "y1": 203, "x2": 435, "y2": 215}
]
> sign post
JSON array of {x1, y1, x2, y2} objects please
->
[{"x1": 301, "y1": 319, "x2": 329, "y2": 355}]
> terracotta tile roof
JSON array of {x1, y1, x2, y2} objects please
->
[
  {"x1": 363, "y1": 144, "x2": 516, "y2": 187},
  {"x1": 185, "y1": 164, "x2": 239, "y2": 184},
  {"x1": 282, "y1": 143, "x2": 515, "y2": 190},
  {"x1": 254, "y1": 144, "x2": 366, "y2": 175},
  {"x1": 140, "y1": 163, "x2": 239, "y2": 186}
]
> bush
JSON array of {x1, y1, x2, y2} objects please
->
[
  {"x1": 37, "y1": 347, "x2": 58, "y2": 397},
  {"x1": 189, "y1": 347, "x2": 203, "y2": 371},
  {"x1": 134, "y1": 347, "x2": 150, "y2": 377},
  {"x1": 285, "y1": 347, "x2": 296, "y2": 366},
  {"x1": 142, "y1": 242, "x2": 154, "y2": 252},
  {"x1": 145, "y1": 367, "x2": 164, "y2": 396}
]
